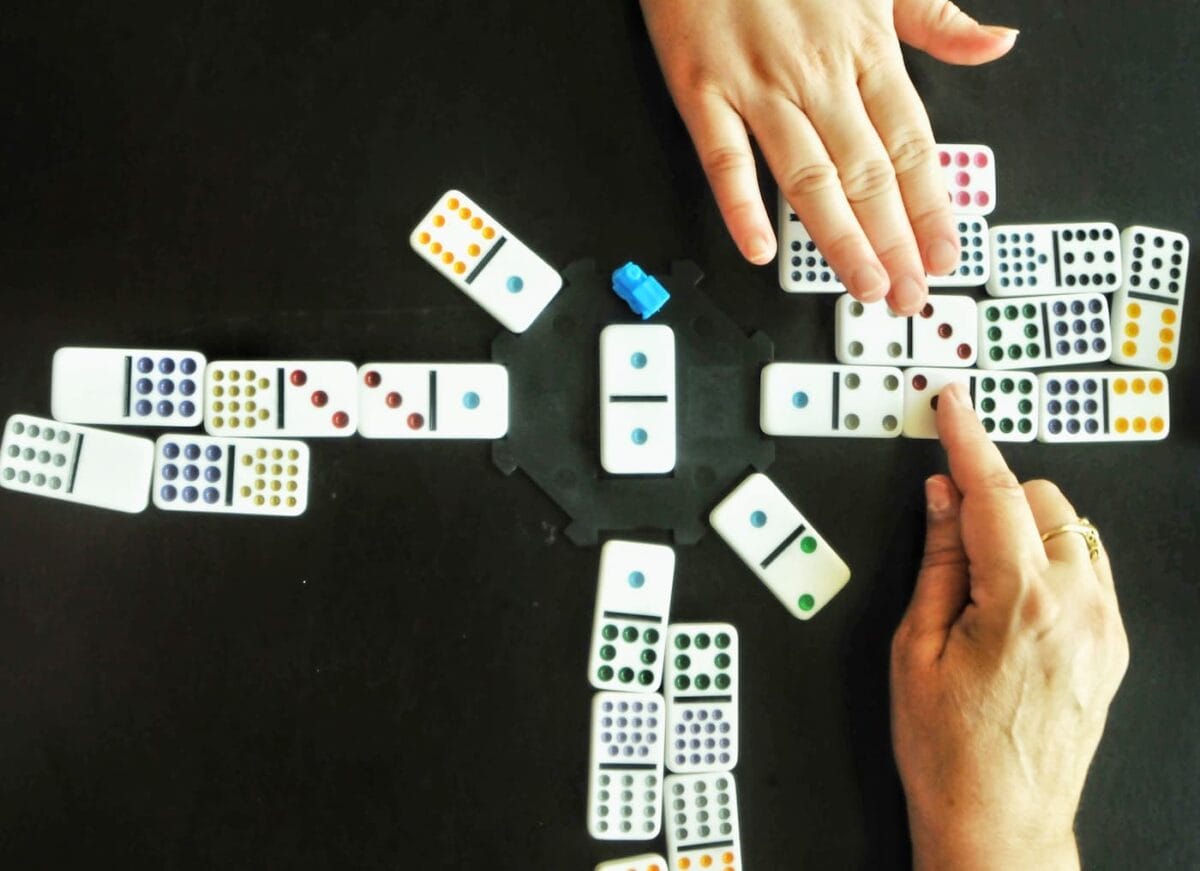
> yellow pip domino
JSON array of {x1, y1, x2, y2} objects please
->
[{"x1": 1110, "y1": 226, "x2": 1189, "y2": 370}]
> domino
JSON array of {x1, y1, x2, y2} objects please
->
[
  {"x1": 987, "y1": 222, "x2": 1121, "y2": 296},
  {"x1": 410, "y1": 189, "x2": 562, "y2": 333},
  {"x1": 902, "y1": 369, "x2": 1038, "y2": 442},
  {"x1": 665, "y1": 623, "x2": 738, "y2": 773},
  {"x1": 664, "y1": 773, "x2": 742, "y2": 871},
  {"x1": 599, "y1": 325, "x2": 676, "y2": 475},
  {"x1": 588, "y1": 540, "x2": 675, "y2": 692},
  {"x1": 778, "y1": 196, "x2": 989, "y2": 291},
  {"x1": 0, "y1": 414, "x2": 153, "y2": 513},
  {"x1": 587, "y1": 691, "x2": 665, "y2": 841},
  {"x1": 759, "y1": 363, "x2": 903, "y2": 438},
  {"x1": 978, "y1": 293, "x2": 1112, "y2": 370},
  {"x1": 594, "y1": 855, "x2": 666, "y2": 871},
  {"x1": 151, "y1": 435, "x2": 309, "y2": 516},
  {"x1": 203, "y1": 361, "x2": 357, "y2": 437},
  {"x1": 1110, "y1": 227, "x2": 1189, "y2": 370},
  {"x1": 356, "y1": 363, "x2": 509, "y2": 439},
  {"x1": 938, "y1": 144, "x2": 996, "y2": 215},
  {"x1": 50, "y1": 347, "x2": 205, "y2": 427},
  {"x1": 1038, "y1": 371, "x2": 1169, "y2": 443},
  {"x1": 835, "y1": 293, "x2": 978, "y2": 367},
  {"x1": 709, "y1": 472, "x2": 851, "y2": 620}
]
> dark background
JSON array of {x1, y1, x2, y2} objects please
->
[{"x1": 1, "y1": 1, "x2": 1197, "y2": 867}]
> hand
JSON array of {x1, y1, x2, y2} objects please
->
[
  {"x1": 639, "y1": 0, "x2": 1017, "y2": 314},
  {"x1": 890, "y1": 383, "x2": 1129, "y2": 870}
]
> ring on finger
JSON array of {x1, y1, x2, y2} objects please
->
[{"x1": 1041, "y1": 517, "x2": 1102, "y2": 562}]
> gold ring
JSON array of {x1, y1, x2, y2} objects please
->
[{"x1": 1040, "y1": 517, "x2": 1101, "y2": 561}]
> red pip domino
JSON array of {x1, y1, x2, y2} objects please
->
[{"x1": 202, "y1": 360, "x2": 358, "y2": 437}]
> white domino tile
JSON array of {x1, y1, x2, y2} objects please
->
[
  {"x1": 835, "y1": 293, "x2": 978, "y2": 367},
  {"x1": 710, "y1": 472, "x2": 851, "y2": 620},
  {"x1": 988, "y1": 222, "x2": 1121, "y2": 297},
  {"x1": 594, "y1": 855, "x2": 667, "y2": 871},
  {"x1": 664, "y1": 623, "x2": 738, "y2": 773},
  {"x1": 51, "y1": 347, "x2": 206, "y2": 427},
  {"x1": 902, "y1": 368, "x2": 1038, "y2": 442},
  {"x1": 588, "y1": 540, "x2": 675, "y2": 693},
  {"x1": 151, "y1": 435, "x2": 309, "y2": 516},
  {"x1": 928, "y1": 217, "x2": 991, "y2": 288},
  {"x1": 938, "y1": 144, "x2": 996, "y2": 216},
  {"x1": 587, "y1": 691, "x2": 665, "y2": 841},
  {"x1": 203, "y1": 360, "x2": 357, "y2": 437},
  {"x1": 1110, "y1": 226, "x2": 1189, "y2": 370},
  {"x1": 664, "y1": 773, "x2": 742, "y2": 871},
  {"x1": 1038, "y1": 371, "x2": 1169, "y2": 443},
  {"x1": 0, "y1": 414, "x2": 153, "y2": 513},
  {"x1": 760, "y1": 363, "x2": 903, "y2": 438},
  {"x1": 600, "y1": 325, "x2": 676, "y2": 475},
  {"x1": 978, "y1": 293, "x2": 1112, "y2": 370},
  {"x1": 356, "y1": 363, "x2": 509, "y2": 439},
  {"x1": 410, "y1": 189, "x2": 562, "y2": 333}
]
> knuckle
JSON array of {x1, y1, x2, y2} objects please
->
[
  {"x1": 840, "y1": 157, "x2": 899, "y2": 204},
  {"x1": 782, "y1": 162, "x2": 841, "y2": 202},
  {"x1": 980, "y1": 468, "x2": 1024, "y2": 494},
  {"x1": 928, "y1": 0, "x2": 969, "y2": 32},
  {"x1": 1017, "y1": 582, "x2": 1058, "y2": 628},
  {"x1": 920, "y1": 543, "x2": 968, "y2": 573},
  {"x1": 700, "y1": 145, "x2": 754, "y2": 180},
  {"x1": 887, "y1": 133, "x2": 938, "y2": 177},
  {"x1": 1022, "y1": 477, "x2": 1066, "y2": 503}
]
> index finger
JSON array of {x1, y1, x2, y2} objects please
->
[{"x1": 935, "y1": 382, "x2": 1048, "y2": 583}]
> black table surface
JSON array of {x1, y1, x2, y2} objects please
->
[{"x1": 2, "y1": 2, "x2": 1197, "y2": 868}]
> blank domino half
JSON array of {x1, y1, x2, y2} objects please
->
[
  {"x1": 600, "y1": 324, "x2": 676, "y2": 475},
  {"x1": 356, "y1": 363, "x2": 509, "y2": 439},
  {"x1": 51, "y1": 347, "x2": 206, "y2": 427},
  {"x1": 665, "y1": 623, "x2": 738, "y2": 773},
  {"x1": 902, "y1": 369, "x2": 1038, "y2": 442},
  {"x1": 710, "y1": 473, "x2": 851, "y2": 620},
  {"x1": 203, "y1": 360, "x2": 357, "y2": 437},
  {"x1": 664, "y1": 773, "x2": 742, "y2": 871},
  {"x1": 977, "y1": 293, "x2": 1112, "y2": 370},
  {"x1": 587, "y1": 691, "x2": 665, "y2": 840},
  {"x1": 588, "y1": 540, "x2": 675, "y2": 692},
  {"x1": 988, "y1": 222, "x2": 1121, "y2": 296},
  {"x1": 410, "y1": 190, "x2": 562, "y2": 333},
  {"x1": 0, "y1": 414, "x2": 153, "y2": 513},
  {"x1": 151, "y1": 435, "x2": 309, "y2": 516},
  {"x1": 1038, "y1": 371, "x2": 1169, "y2": 443},
  {"x1": 1110, "y1": 226, "x2": 1189, "y2": 370},
  {"x1": 594, "y1": 856, "x2": 666, "y2": 871},
  {"x1": 760, "y1": 363, "x2": 903, "y2": 438},
  {"x1": 835, "y1": 294, "x2": 978, "y2": 367}
]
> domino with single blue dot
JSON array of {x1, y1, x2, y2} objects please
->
[
  {"x1": 709, "y1": 472, "x2": 851, "y2": 620},
  {"x1": 600, "y1": 324, "x2": 676, "y2": 474},
  {"x1": 760, "y1": 363, "x2": 904, "y2": 438},
  {"x1": 51, "y1": 347, "x2": 206, "y2": 427},
  {"x1": 1, "y1": 413, "x2": 153, "y2": 513},
  {"x1": 588, "y1": 540, "x2": 675, "y2": 693},
  {"x1": 203, "y1": 360, "x2": 357, "y2": 437},
  {"x1": 410, "y1": 189, "x2": 562, "y2": 333},
  {"x1": 356, "y1": 363, "x2": 509, "y2": 439},
  {"x1": 151, "y1": 435, "x2": 309, "y2": 516}
]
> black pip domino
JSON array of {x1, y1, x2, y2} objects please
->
[
  {"x1": 0, "y1": 414, "x2": 153, "y2": 513},
  {"x1": 987, "y1": 222, "x2": 1122, "y2": 296},
  {"x1": 1110, "y1": 227, "x2": 1189, "y2": 370}
]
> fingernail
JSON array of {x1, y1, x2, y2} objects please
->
[
  {"x1": 926, "y1": 238, "x2": 959, "y2": 276},
  {"x1": 851, "y1": 263, "x2": 888, "y2": 301},
  {"x1": 925, "y1": 477, "x2": 952, "y2": 513},
  {"x1": 746, "y1": 235, "x2": 774, "y2": 264},
  {"x1": 981, "y1": 25, "x2": 1020, "y2": 39}
]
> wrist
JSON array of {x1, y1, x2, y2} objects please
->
[{"x1": 910, "y1": 821, "x2": 1080, "y2": 871}]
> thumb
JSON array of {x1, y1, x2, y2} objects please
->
[
  {"x1": 903, "y1": 475, "x2": 971, "y2": 644},
  {"x1": 894, "y1": 0, "x2": 1019, "y2": 66}
]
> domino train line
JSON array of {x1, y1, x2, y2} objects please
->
[{"x1": 0, "y1": 149, "x2": 1190, "y2": 868}]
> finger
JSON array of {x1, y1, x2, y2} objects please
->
[
  {"x1": 675, "y1": 90, "x2": 776, "y2": 265},
  {"x1": 802, "y1": 82, "x2": 928, "y2": 316},
  {"x1": 935, "y1": 382, "x2": 1048, "y2": 586},
  {"x1": 857, "y1": 48, "x2": 960, "y2": 279},
  {"x1": 905, "y1": 474, "x2": 970, "y2": 639},
  {"x1": 1021, "y1": 479, "x2": 1096, "y2": 570},
  {"x1": 894, "y1": 0, "x2": 1020, "y2": 66},
  {"x1": 748, "y1": 96, "x2": 890, "y2": 303}
]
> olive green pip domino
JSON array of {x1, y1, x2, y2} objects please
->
[{"x1": 709, "y1": 472, "x2": 851, "y2": 620}]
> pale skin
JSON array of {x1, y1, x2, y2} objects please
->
[
  {"x1": 893, "y1": 382, "x2": 1129, "y2": 869},
  {"x1": 640, "y1": 0, "x2": 1018, "y2": 314}
]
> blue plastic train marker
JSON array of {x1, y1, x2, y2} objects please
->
[{"x1": 612, "y1": 262, "x2": 670, "y2": 319}]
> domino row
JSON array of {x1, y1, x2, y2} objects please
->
[
  {"x1": 834, "y1": 285, "x2": 1186, "y2": 372},
  {"x1": 761, "y1": 364, "x2": 1170, "y2": 443}
]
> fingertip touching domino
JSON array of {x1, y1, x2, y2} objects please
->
[{"x1": 902, "y1": 368, "x2": 1038, "y2": 442}]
